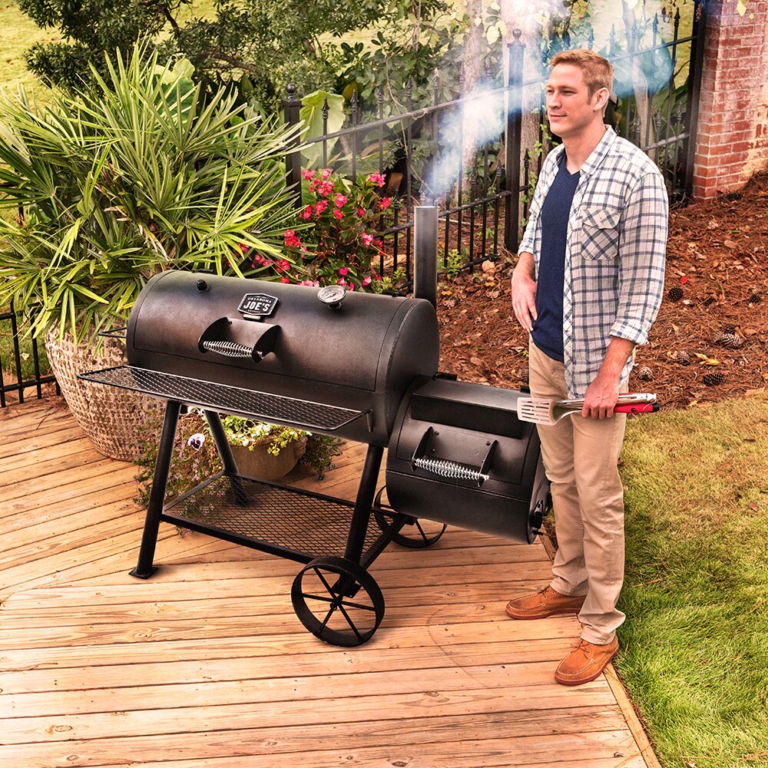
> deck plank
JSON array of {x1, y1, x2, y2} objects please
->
[{"x1": 0, "y1": 397, "x2": 651, "y2": 768}]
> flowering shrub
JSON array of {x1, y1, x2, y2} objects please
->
[{"x1": 277, "y1": 170, "x2": 391, "y2": 290}]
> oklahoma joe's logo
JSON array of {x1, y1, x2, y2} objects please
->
[{"x1": 238, "y1": 293, "x2": 278, "y2": 317}]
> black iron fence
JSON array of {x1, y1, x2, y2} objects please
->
[
  {"x1": 283, "y1": 0, "x2": 707, "y2": 279},
  {"x1": 0, "y1": 1, "x2": 707, "y2": 407},
  {"x1": 0, "y1": 302, "x2": 58, "y2": 407}
]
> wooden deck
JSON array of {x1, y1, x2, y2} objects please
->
[{"x1": 1, "y1": 397, "x2": 656, "y2": 768}]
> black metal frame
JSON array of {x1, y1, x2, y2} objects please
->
[{"x1": 127, "y1": 398, "x2": 405, "y2": 645}]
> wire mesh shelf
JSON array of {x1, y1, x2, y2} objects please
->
[
  {"x1": 161, "y1": 473, "x2": 385, "y2": 563},
  {"x1": 79, "y1": 366, "x2": 364, "y2": 431}
]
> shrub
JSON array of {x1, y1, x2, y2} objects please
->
[
  {"x1": 0, "y1": 45, "x2": 301, "y2": 344},
  {"x1": 273, "y1": 170, "x2": 390, "y2": 290}
]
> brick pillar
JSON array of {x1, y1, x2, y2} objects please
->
[{"x1": 693, "y1": 0, "x2": 768, "y2": 200}]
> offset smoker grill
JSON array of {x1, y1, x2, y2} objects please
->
[{"x1": 81, "y1": 232, "x2": 549, "y2": 646}]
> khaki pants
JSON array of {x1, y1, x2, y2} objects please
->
[{"x1": 528, "y1": 341, "x2": 628, "y2": 644}]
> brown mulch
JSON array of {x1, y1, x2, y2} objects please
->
[{"x1": 437, "y1": 171, "x2": 768, "y2": 410}]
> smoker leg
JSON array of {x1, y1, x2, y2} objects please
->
[
  {"x1": 130, "y1": 400, "x2": 182, "y2": 579},
  {"x1": 343, "y1": 444, "x2": 384, "y2": 566},
  {"x1": 203, "y1": 410, "x2": 248, "y2": 505}
]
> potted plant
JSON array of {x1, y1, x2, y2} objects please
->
[
  {"x1": 134, "y1": 409, "x2": 341, "y2": 508},
  {"x1": 0, "y1": 45, "x2": 301, "y2": 460},
  {"x1": 216, "y1": 416, "x2": 309, "y2": 483}
]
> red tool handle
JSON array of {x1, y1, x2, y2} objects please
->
[{"x1": 614, "y1": 403, "x2": 659, "y2": 415}]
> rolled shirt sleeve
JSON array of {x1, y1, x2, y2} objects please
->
[{"x1": 610, "y1": 170, "x2": 668, "y2": 346}]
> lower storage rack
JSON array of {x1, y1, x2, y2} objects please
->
[{"x1": 160, "y1": 472, "x2": 390, "y2": 566}]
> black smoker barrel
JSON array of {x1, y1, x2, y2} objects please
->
[{"x1": 122, "y1": 271, "x2": 440, "y2": 446}]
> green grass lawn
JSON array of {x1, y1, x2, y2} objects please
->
[{"x1": 618, "y1": 390, "x2": 768, "y2": 767}]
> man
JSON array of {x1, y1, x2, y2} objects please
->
[{"x1": 507, "y1": 49, "x2": 668, "y2": 685}]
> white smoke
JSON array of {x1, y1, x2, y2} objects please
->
[
  {"x1": 425, "y1": 0, "x2": 681, "y2": 198},
  {"x1": 426, "y1": 83, "x2": 508, "y2": 200}
]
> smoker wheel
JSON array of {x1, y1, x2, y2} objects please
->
[
  {"x1": 291, "y1": 556, "x2": 385, "y2": 647},
  {"x1": 372, "y1": 487, "x2": 446, "y2": 549}
]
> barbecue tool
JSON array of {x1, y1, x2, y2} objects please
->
[{"x1": 517, "y1": 395, "x2": 659, "y2": 426}]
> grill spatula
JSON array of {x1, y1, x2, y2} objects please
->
[{"x1": 517, "y1": 395, "x2": 659, "y2": 425}]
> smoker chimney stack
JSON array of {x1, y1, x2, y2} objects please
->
[{"x1": 413, "y1": 205, "x2": 439, "y2": 309}]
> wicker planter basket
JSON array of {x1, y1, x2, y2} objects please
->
[{"x1": 45, "y1": 330, "x2": 158, "y2": 462}]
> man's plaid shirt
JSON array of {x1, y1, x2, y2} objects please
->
[{"x1": 518, "y1": 125, "x2": 668, "y2": 398}]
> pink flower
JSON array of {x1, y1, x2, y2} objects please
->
[
  {"x1": 314, "y1": 200, "x2": 328, "y2": 214},
  {"x1": 338, "y1": 267, "x2": 349, "y2": 276},
  {"x1": 237, "y1": 242, "x2": 250, "y2": 254},
  {"x1": 335, "y1": 193, "x2": 347, "y2": 207},
  {"x1": 357, "y1": 207, "x2": 365, "y2": 217},
  {"x1": 309, "y1": 180, "x2": 319, "y2": 193},
  {"x1": 348, "y1": 283, "x2": 355, "y2": 291},
  {"x1": 275, "y1": 259, "x2": 291, "y2": 272},
  {"x1": 301, "y1": 169, "x2": 316, "y2": 181},
  {"x1": 319, "y1": 181, "x2": 334, "y2": 196},
  {"x1": 337, "y1": 278, "x2": 347, "y2": 286},
  {"x1": 301, "y1": 205, "x2": 312, "y2": 220},
  {"x1": 379, "y1": 197, "x2": 392, "y2": 210},
  {"x1": 322, "y1": 168, "x2": 333, "y2": 179},
  {"x1": 362, "y1": 275, "x2": 372, "y2": 286},
  {"x1": 362, "y1": 233, "x2": 374, "y2": 247},
  {"x1": 334, "y1": 209, "x2": 343, "y2": 220},
  {"x1": 284, "y1": 230, "x2": 302, "y2": 247},
  {"x1": 280, "y1": 277, "x2": 290, "y2": 284},
  {"x1": 369, "y1": 172, "x2": 386, "y2": 187}
]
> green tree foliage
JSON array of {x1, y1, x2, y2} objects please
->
[
  {"x1": 18, "y1": 0, "x2": 188, "y2": 91},
  {"x1": 16, "y1": 0, "x2": 454, "y2": 111}
]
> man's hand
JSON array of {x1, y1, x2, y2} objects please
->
[
  {"x1": 582, "y1": 371, "x2": 621, "y2": 419},
  {"x1": 582, "y1": 337, "x2": 636, "y2": 419},
  {"x1": 512, "y1": 251, "x2": 537, "y2": 332}
]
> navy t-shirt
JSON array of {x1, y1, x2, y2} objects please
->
[{"x1": 531, "y1": 154, "x2": 579, "y2": 362}]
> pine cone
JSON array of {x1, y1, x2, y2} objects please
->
[
  {"x1": 667, "y1": 286, "x2": 684, "y2": 302},
  {"x1": 637, "y1": 366, "x2": 654, "y2": 381},
  {"x1": 676, "y1": 350, "x2": 691, "y2": 365},
  {"x1": 748, "y1": 292, "x2": 762, "y2": 304},
  {"x1": 703, "y1": 371, "x2": 725, "y2": 386},
  {"x1": 718, "y1": 332, "x2": 743, "y2": 349}
]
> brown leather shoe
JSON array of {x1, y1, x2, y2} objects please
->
[
  {"x1": 505, "y1": 585, "x2": 586, "y2": 620},
  {"x1": 554, "y1": 637, "x2": 619, "y2": 686}
]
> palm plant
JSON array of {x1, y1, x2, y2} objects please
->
[{"x1": 0, "y1": 45, "x2": 302, "y2": 344}]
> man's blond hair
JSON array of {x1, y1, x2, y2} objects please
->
[{"x1": 550, "y1": 49, "x2": 613, "y2": 98}]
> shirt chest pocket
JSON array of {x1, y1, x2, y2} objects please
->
[{"x1": 579, "y1": 205, "x2": 621, "y2": 260}]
